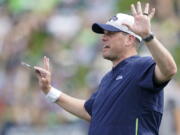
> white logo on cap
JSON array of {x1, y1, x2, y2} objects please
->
[
  {"x1": 106, "y1": 13, "x2": 142, "y2": 41},
  {"x1": 109, "y1": 16, "x2": 118, "y2": 22}
]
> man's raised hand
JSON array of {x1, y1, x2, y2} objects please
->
[
  {"x1": 123, "y1": 1, "x2": 155, "y2": 38},
  {"x1": 34, "y1": 56, "x2": 51, "y2": 94}
]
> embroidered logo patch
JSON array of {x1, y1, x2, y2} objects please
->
[
  {"x1": 116, "y1": 75, "x2": 123, "y2": 80},
  {"x1": 109, "y1": 16, "x2": 118, "y2": 22}
]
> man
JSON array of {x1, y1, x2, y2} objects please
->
[{"x1": 34, "y1": 2, "x2": 177, "y2": 135}]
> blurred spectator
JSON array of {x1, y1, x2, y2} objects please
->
[{"x1": 160, "y1": 81, "x2": 180, "y2": 135}]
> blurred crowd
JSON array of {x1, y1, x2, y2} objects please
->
[{"x1": 0, "y1": 0, "x2": 179, "y2": 135}]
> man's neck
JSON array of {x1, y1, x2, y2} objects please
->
[{"x1": 112, "y1": 52, "x2": 138, "y2": 67}]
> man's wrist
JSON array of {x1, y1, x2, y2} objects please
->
[
  {"x1": 46, "y1": 87, "x2": 62, "y2": 103},
  {"x1": 42, "y1": 85, "x2": 51, "y2": 94},
  {"x1": 142, "y1": 32, "x2": 154, "y2": 42}
]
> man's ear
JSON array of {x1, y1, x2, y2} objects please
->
[{"x1": 125, "y1": 35, "x2": 136, "y2": 47}]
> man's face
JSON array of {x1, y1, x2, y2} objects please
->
[{"x1": 101, "y1": 30, "x2": 128, "y2": 61}]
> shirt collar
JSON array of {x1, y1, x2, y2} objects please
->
[{"x1": 111, "y1": 55, "x2": 139, "y2": 74}]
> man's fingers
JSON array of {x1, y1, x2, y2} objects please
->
[
  {"x1": 44, "y1": 56, "x2": 50, "y2": 71},
  {"x1": 149, "y1": 8, "x2": 155, "y2": 19},
  {"x1": 42, "y1": 77, "x2": 48, "y2": 83},
  {"x1": 144, "y1": 3, "x2": 149, "y2": 14},
  {"x1": 34, "y1": 66, "x2": 50, "y2": 76},
  {"x1": 47, "y1": 57, "x2": 50, "y2": 71},
  {"x1": 35, "y1": 71, "x2": 49, "y2": 85},
  {"x1": 137, "y1": 1, "x2": 142, "y2": 15},
  {"x1": 131, "y1": 4, "x2": 137, "y2": 16},
  {"x1": 35, "y1": 58, "x2": 51, "y2": 91}
]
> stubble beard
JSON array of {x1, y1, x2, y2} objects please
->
[{"x1": 103, "y1": 54, "x2": 119, "y2": 62}]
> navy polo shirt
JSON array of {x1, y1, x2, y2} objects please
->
[{"x1": 84, "y1": 56, "x2": 169, "y2": 135}]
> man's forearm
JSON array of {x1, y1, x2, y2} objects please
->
[
  {"x1": 34, "y1": 57, "x2": 91, "y2": 121},
  {"x1": 145, "y1": 37, "x2": 177, "y2": 81},
  {"x1": 55, "y1": 92, "x2": 91, "y2": 121}
]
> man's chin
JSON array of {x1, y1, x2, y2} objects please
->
[{"x1": 103, "y1": 55, "x2": 116, "y2": 61}]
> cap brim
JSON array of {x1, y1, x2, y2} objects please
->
[
  {"x1": 92, "y1": 23, "x2": 120, "y2": 34},
  {"x1": 92, "y1": 23, "x2": 142, "y2": 42}
]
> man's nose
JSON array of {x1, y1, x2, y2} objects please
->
[{"x1": 102, "y1": 34, "x2": 108, "y2": 42}]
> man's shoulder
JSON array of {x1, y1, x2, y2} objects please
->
[
  {"x1": 132, "y1": 56, "x2": 155, "y2": 66},
  {"x1": 127, "y1": 56, "x2": 156, "y2": 74},
  {"x1": 134, "y1": 56, "x2": 154, "y2": 62}
]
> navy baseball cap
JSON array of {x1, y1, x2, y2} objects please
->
[{"x1": 92, "y1": 13, "x2": 142, "y2": 42}]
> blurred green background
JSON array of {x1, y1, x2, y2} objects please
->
[{"x1": 0, "y1": 0, "x2": 179, "y2": 135}]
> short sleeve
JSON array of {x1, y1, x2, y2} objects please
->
[
  {"x1": 84, "y1": 91, "x2": 98, "y2": 116},
  {"x1": 137, "y1": 57, "x2": 169, "y2": 92}
]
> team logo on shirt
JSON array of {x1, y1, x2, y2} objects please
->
[{"x1": 116, "y1": 75, "x2": 123, "y2": 80}]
